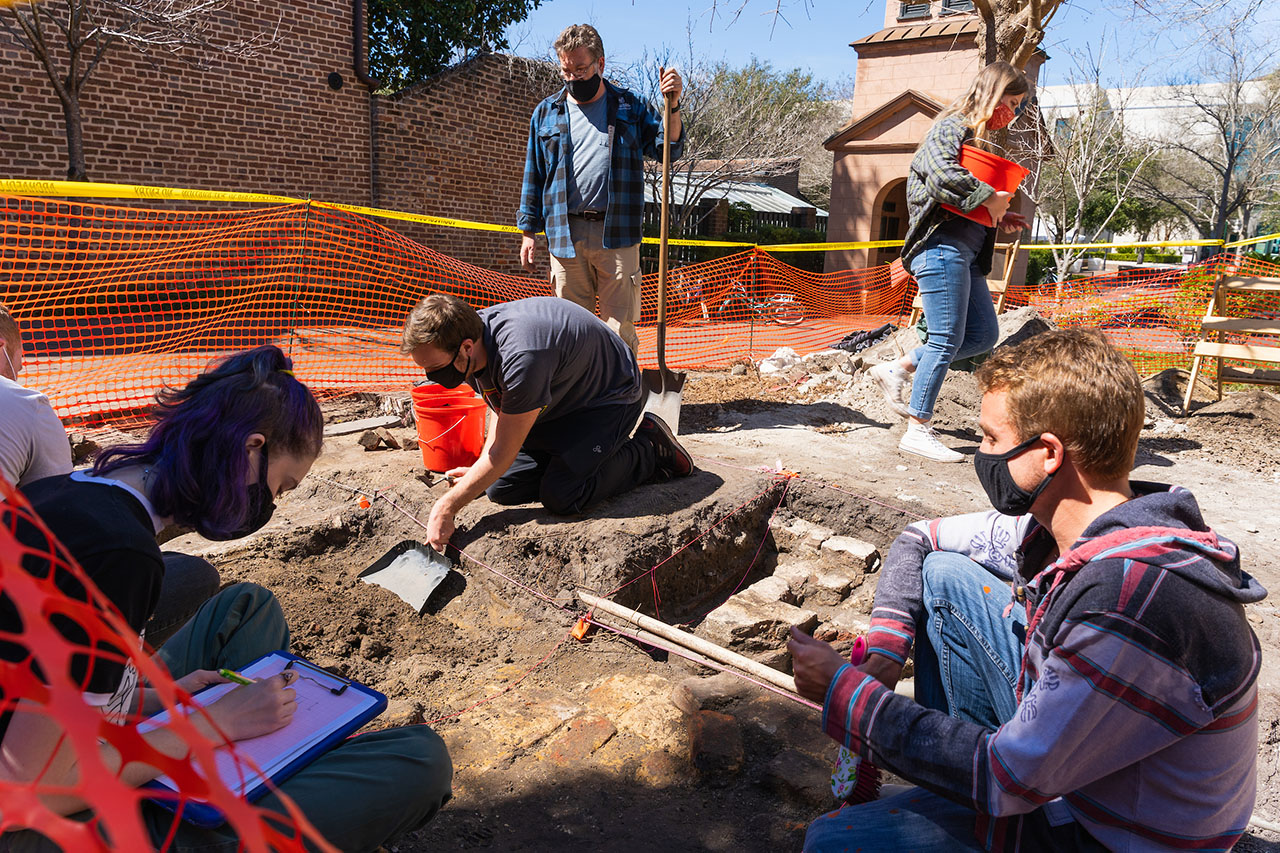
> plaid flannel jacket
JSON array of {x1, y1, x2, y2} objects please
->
[
  {"x1": 901, "y1": 113, "x2": 996, "y2": 272},
  {"x1": 518, "y1": 79, "x2": 683, "y2": 259}
]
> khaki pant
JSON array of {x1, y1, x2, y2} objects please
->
[{"x1": 549, "y1": 216, "x2": 642, "y2": 355}]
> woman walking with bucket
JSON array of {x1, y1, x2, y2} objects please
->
[{"x1": 870, "y1": 61, "x2": 1030, "y2": 462}]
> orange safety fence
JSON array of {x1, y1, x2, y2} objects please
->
[
  {"x1": 2, "y1": 192, "x2": 1278, "y2": 429},
  {"x1": 1006, "y1": 253, "x2": 1280, "y2": 377},
  {"x1": 0, "y1": 475, "x2": 334, "y2": 851}
]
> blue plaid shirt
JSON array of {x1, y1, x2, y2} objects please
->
[{"x1": 518, "y1": 79, "x2": 683, "y2": 258}]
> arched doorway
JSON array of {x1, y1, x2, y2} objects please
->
[{"x1": 870, "y1": 178, "x2": 908, "y2": 267}]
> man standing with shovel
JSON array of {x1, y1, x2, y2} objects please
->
[{"x1": 518, "y1": 23, "x2": 683, "y2": 357}]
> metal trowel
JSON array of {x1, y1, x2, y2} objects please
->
[{"x1": 358, "y1": 540, "x2": 453, "y2": 614}]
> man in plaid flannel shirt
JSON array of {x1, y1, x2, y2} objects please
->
[{"x1": 518, "y1": 24, "x2": 683, "y2": 355}]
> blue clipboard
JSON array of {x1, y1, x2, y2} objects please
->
[{"x1": 141, "y1": 650, "x2": 386, "y2": 827}]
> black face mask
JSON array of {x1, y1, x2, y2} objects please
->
[
  {"x1": 196, "y1": 447, "x2": 276, "y2": 540},
  {"x1": 426, "y1": 346, "x2": 469, "y2": 389},
  {"x1": 973, "y1": 435, "x2": 1055, "y2": 516},
  {"x1": 567, "y1": 73, "x2": 601, "y2": 102}
]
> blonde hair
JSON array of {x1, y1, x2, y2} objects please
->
[
  {"x1": 554, "y1": 24, "x2": 604, "y2": 61},
  {"x1": 975, "y1": 329, "x2": 1145, "y2": 481},
  {"x1": 401, "y1": 294, "x2": 483, "y2": 355},
  {"x1": 937, "y1": 61, "x2": 1030, "y2": 141}
]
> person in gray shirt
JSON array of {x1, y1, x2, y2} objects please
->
[
  {"x1": 401, "y1": 294, "x2": 694, "y2": 551},
  {"x1": 0, "y1": 302, "x2": 72, "y2": 490}
]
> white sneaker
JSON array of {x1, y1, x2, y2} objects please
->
[
  {"x1": 869, "y1": 362, "x2": 912, "y2": 418},
  {"x1": 899, "y1": 423, "x2": 964, "y2": 463}
]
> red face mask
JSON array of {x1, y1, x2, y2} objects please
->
[{"x1": 988, "y1": 102, "x2": 1016, "y2": 130}]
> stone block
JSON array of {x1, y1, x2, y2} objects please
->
[
  {"x1": 688, "y1": 710, "x2": 743, "y2": 780},
  {"x1": 770, "y1": 516, "x2": 835, "y2": 553},
  {"x1": 743, "y1": 574, "x2": 796, "y2": 605},
  {"x1": 637, "y1": 749, "x2": 689, "y2": 788},
  {"x1": 804, "y1": 570, "x2": 855, "y2": 607},
  {"x1": 671, "y1": 672, "x2": 753, "y2": 714},
  {"x1": 763, "y1": 748, "x2": 837, "y2": 809},
  {"x1": 820, "y1": 535, "x2": 880, "y2": 572},
  {"x1": 537, "y1": 715, "x2": 617, "y2": 766},
  {"x1": 802, "y1": 349, "x2": 855, "y2": 374},
  {"x1": 696, "y1": 595, "x2": 819, "y2": 653},
  {"x1": 772, "y1": 560, "x2": 815, "y2": 599}
]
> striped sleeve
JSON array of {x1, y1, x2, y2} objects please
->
[
  {"x1": 869, "y1": 512, "x2": 1029, "y2": 664},
  {"x1": 867, "y1": 524, "x2": 934, "y2": 663},
  {"x1": 826, "y1": 613, "x2": 1222, "y2": 820}
]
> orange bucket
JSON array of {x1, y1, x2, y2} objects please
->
[
  {"x1": 410, "y1": 382, "x2": 476, "y2": 407},
  {"x1": 414, "y1": 398, "x2": 486, "y2": 472},
  {"x1": 941, "y1": 144, "x2": 1030, "y2": 227}
]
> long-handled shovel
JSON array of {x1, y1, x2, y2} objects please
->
[{"x1": 642, "y1": 88, "x2": 686, "y2": 433}]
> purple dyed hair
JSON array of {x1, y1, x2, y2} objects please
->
[{"x1": 94, "y1": 345, "x2": 323, "y2": 538}]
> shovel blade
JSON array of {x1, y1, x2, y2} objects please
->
[
  {"x1": 358, "y1": 540, "x2": 453, "y2": 614},
  {"x1": 642, "y1": 367, "x2": 686, "y2": 434}
]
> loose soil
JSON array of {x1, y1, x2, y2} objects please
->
[{"x1": 149, "y1": 315, "x2": 1280, "y2": 852}]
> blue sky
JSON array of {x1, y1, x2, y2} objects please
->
[{"x1": 502, "y1": 1, "x2": 1273, "y2": 89}]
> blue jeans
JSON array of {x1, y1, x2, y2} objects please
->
[
  {"x1": 907, "y1": 229, "x2": 1000, "y2": 421},
  {"x1": 804, "y1": 553, "x2": 1028, "y2": 852}
]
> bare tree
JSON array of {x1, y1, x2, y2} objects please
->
[
  {"x1": 622, "y1": 47, "x2": 843, "y2": 237},
  {"x1": 1132, "y1": 14, "x2": 1280, "y2": 248},
  {"x1": 0, "y1": 0, "x2": 278, "y2": 180},
  {"x1": 1023, "y1": 48, "x2": 1158, "y2": 281}
]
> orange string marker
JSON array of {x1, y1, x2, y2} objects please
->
[
  {"x1": 358, "y1": 497, "x2": 371, "y2": 509},
  {"x1": 571, "y1": 616, "x2": 592, "y2": 641}
]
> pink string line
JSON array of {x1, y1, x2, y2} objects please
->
[
  {"x1": 597, "y1": 479, "x2": 779, "y2": 606},
  {"x1": 315, "y1": 452, "x2": 906, "y2": 716},
  {"x1": 692, "y1": 454, "x2": 930, "y2": 521},
  {"x1": 314, "y1": 476, "x2": 571, "y2": 614},
  {"x1": 670, "y1": 475, "x2": 794, "y2": 631}
]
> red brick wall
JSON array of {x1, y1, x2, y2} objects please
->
[
  {"x1": 374, "y1": 54, "x2": 560, "y2": 278},
  {"x1": 0, "y1": 3, "x2": 560, "y2": 276},
  {"x1": 1, "y1": 0, "x2": 371, "y2": 202}
]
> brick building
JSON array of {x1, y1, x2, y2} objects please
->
[
  {"x1": 822, "y1": 0, "x2": 1043, "y2": 279},
  {"x1": 0, "y1": 0, "x2": 558, "y2": 276}
]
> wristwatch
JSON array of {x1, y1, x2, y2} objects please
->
[{"x1": 671, "y1": 102, "x2": 681, "y2": 113}]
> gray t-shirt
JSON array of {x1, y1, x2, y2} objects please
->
[
  {"x1": 566, "y1": 95, "x2": 609, "y2": 214},
  {"x1": 468, "y1": 297, "x2": 640, "y2": 421},
  {"x1": 0, "y1": 376, "x2": 72, "y2": 490}
]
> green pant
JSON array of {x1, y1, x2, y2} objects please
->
[
  {"x1": 8, "y1": 584, "x2": 451, "y2": 853},
  {"x1": 144, "y1": 583, "x2": 453, "y2": 853}
]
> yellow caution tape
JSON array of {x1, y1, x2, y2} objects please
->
[
  {"x1": 1027, "y1": 239, "x2": 1224, "y2": 250},
  {"x1": 5, "y1": 179, "x2": 1274, "y2": 255},
  {"x1": 1223, "y1": 231, "x2": 1280, "y2": 249},
  {"x1": 761, "y1": 240, "x2": 906, "y2": 252},
  {"x1": 641, "y1": 236, "x2": 756, "y2": 248},
  {"x1": 314, "y1": 201, "x2": 523, "y2": 234},
  {"x1": 0, "y1": 179, "x2": 298, "y2": 205}
]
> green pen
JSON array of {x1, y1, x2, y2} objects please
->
[{"x1": 218, "y1": 668, "x2": 254, "y2": 686}]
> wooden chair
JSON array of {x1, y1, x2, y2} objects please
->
[
  {"x1": 906, "y1": 239, "x2": 1021, "y2": 327},
  {"x1": 1182, "y1": 273, "x2": 1280, "y2": 412}
]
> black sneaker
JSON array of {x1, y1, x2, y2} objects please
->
[{"x1": 639, "y1": 412, "x2": 694, "y2": 479}]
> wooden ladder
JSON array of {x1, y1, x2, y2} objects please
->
[
  {"x1": 1182, "y1": 274, "x2": 1280, "y2": 413},
  {"x1": 907, "y1": 239, "x2": 1020, "y2": 328}
]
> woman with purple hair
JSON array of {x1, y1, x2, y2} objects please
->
[{"x1": 2, "y1": 345, "x2": 452, "y2": 852}]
